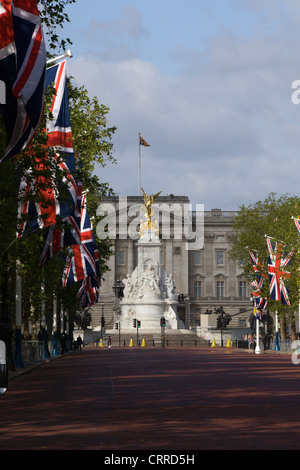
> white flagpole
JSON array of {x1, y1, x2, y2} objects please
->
[
  {"x1": 46, "y1": 50, "x2": 73, "y2": 66},
  {"x1": 138, "y1": 133, "x2": 141, "y2": 196},
  {"x1": 255, "y1": 309, "x2": 261, "y2": 355}
]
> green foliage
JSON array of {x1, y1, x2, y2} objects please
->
[
  {"x1": 0, "y1": 0, "x2": 118, "y2": 334},
  {"x1": 230, "y1": 193, "x2": 300, "y2": 323},
  {"x1": 37, "y1": 0, "x2": 76, "y2": 52}
]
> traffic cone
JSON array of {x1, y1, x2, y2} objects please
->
[
  {"x1": 226, "y1": 339, "x2": 232, "y2": 348},
  {"x1": 141, "y1": 338, "x2": 146, "y2": 347},
  {"x1": 99, "y1": 339, "x2": 103, "y2": 348},
  {"x1": 129, "y1": 338, "x2": 133, "y2": 347},
  {"x1": 211, "y1": 338, "x2": 216, "y2": 348}
]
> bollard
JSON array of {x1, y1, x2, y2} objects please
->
[
  {"x1": 129, "y1": 338, "x2": 134, "y2": 347},
  {"x1": 0, "y1": 340, "x2": 7, "y2": 396},
  {"x1": 141, "y1": 338, "x2": 146, "y2": 347},
  {"x1": 226, "y1": 339, "x2": 232, "y2": 348},
  {"x1": 211, "y1": 338, "x2": 217, "y2": 348},
  {"x1": 99, "y1": 339, "x2": 103, "y2": 348}
]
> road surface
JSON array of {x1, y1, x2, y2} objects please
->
[{"x1": 1, "y1": 347, "x2": 300, "y2": 450}]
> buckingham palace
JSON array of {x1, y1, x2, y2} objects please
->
[{"x1": 88, "y1": 194, "x2": 253, "y2": 332}]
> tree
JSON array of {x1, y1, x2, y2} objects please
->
[
  {"x1": 0, "y1": 0, "x2": 117, "y2": 351},
  {"x1": 230, "y1": 193, "x2": 300, "y2": 339}
]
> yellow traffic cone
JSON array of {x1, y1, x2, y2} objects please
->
[
  {"x1": 129, "y1": 338, "x2": 134, "y2": 347},
  {"x1": 211, "y1": 338, "x2": 216, "y2": 348},
  {"x1": 226, "y1": 339, "x2": 232, "y2": 348},
  {"x1": 99, "y1": 338, "x2": 103, "y2": 348},
  {"x1": 141, "y1": 338, "x2": 146, "y2": 347}
]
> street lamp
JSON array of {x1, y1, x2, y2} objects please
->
[{"x1": 101, "y1": 302, "x2": 105, "y2": 339}]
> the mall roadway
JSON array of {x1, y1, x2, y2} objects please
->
[{"x1": 1, "y1": 346, "x2": 300, "y2": 451}]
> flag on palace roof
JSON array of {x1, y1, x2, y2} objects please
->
[
  {"x1": 0, "y1": 0, "x2": 46, "y2": 162},
  {"x1": 139, "y1": 135, "x2": 150, "y2": 147}
]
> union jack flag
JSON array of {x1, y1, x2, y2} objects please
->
[
  {"x1": 267, "y1": 237, "x2": 294, "y2": 306},
  {"x1": 39, "y1": 214, "x2": 81, "y2": 266},
  {"x1": 63, "y1": 243, "x2": 97, "y2": 287},
  {"x1": 250, "y1": 250, "x2": 263, "y2": 274},
  {"x1": 17, "y1": 60, "x2": 78, "y2": 236},
  {"x1": 46, "y1": 60, "x2": 74, "y2": 160},
  {"x1": 293, "y1": 217, "x2": 300, "y2": 236},
  {"x1": 39, "y1": 178, "x2": 82, "y2": 266},
  {"x1": 0, "y1": 0, "x2": 46, "y2": 162},
  {"x1": 77, "y1": 244, "x2": 101, "y2": 308},
  {"x1": 77, "y1": 277, "x2": 100, "y2": 309},
  {"x1": 254, "y1": 308, "x2": 264, "y2": 320},
  {"x1": 249, "y1": 250, "x2": 268, "y2": 310},
  {"x1": 62, "y1": 194, "x2": 100, "y2": 288}
]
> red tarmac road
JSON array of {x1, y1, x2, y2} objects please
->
[{"x1": 1, "y1": 347, "x2": 300, "y2": 450}]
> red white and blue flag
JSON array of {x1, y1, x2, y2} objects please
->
[
  {"x1": 0, "y1": 0, "x2": 46, "y2": 162},
  {"x1": 77, "y1": 276, "x2": 100, "y2": 309},
  {"x1": 39, "y1": 214, "x2": 81, "y2": 266},
  {"x1": 254, "y1": 309, "x2": 264, "y2": 320},
  {"x1": 17, "y1": 60, "x2": 78, "y2": 236},
  {"x1": 249, "y1": 250, "x2": 268, "y2": 310},
  {"x1": 76, "y1": 240, "x2": 100, "y2": 308},
  {"x1": 293, "y1": 217, "x2": 300, "y2": 236},
  {"x1": 39, "y1": 178, "x2": 83, "y2": 266},
  {"x1": 267, "y1": 237, "x2": 293, "y2": 306},
  {"x1": 46, "y1": 60, "x2": 73, "y2": 155},
  {"x1": 62, "y1": 194, "x2": 101, "y2": 288}
]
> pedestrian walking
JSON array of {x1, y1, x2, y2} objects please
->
[
  {"x1": 61, "y1": 332, "x2": 67, "y2": 355},
  {"x1": 107, "y1": 335, "x2": 112, "y2": 349},
  {"x1": 76, "y1": 336, "x2": 83, "y2": 351}
]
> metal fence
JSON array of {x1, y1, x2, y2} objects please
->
[
  {"x1": 231, "y1": 338, "x2": 296, "y2": 352},
  {"x1": 21, "y1": 341, "x2": 45, "y2": 364}
]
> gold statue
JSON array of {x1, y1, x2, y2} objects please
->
[{"x1": 141, "y1": 188, "x2": 162, "y2": 228}]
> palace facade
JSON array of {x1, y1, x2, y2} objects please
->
[{"x1": 89, "y1": 195, "x2": 253, "y2": 330}]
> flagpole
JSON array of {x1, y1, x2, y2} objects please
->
[
  {"x1": 138, "y1": 133, "x2": 141, "y2": 196},
  {"x1": 255, "y1": 309, "x2": 261, "y2": 354},
  {"x1": 275, "y1": 311, "x2": 280, "y2": 351},
  {"x1": 46, "y1": 50, "x2": 73, "y2": 66}
]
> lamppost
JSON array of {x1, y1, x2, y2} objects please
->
[
  {"x1": 112, "y1": 280, "x2": 124, "y2": 344},
  {"x1": 250, "y1": 295, "x2": 261, "y2": 354},
  {"x1": 215, "y1": 306, "x2": 231, "y2": 347},
  {"x1": 275, "y1": 311, "x2": 280, "y2": 351},
  {"x1": 101, "y1": 302, "x2": 105, "y2": 340},
  {"x1": 160, "y1": 316, "x2": 166, "y2": 348},
  {"x1": 254, "y1": 308, "x2": 261, "y2": 354}
]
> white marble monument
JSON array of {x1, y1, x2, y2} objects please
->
[{"x1": 119, "y1": 190, "x2": 184, "y2": 331}]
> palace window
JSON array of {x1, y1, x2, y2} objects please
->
[
  {"x1": 194, "y1": 251, "x2": 202, "y2": 266},
  {"x1": 239, "y1": 281, "x2": 247, "y2": 298},
  {"x1": 216, "y1": 280, "x2": 225, "y2": 297},
  {"x1": 216, "y1": 250, "x2": 225, "y2": 266},
  {"x1": 194, "y1": 281, "x2": 202, "y2": 299},
  {"x1": 117, "y1": 250, "x2": 125, "y2": 266}
]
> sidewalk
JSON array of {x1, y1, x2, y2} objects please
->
[{"x1": 8, "y1": 353, "x2": 71, "y2": 382}]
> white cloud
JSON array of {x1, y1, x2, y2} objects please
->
[{"x1": 68, "y1": 12, "x2": 300, "y2": 210}]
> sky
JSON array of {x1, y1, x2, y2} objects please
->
[{"x1": 59, "y1": 0, "x2": 300, "y2": 211}]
